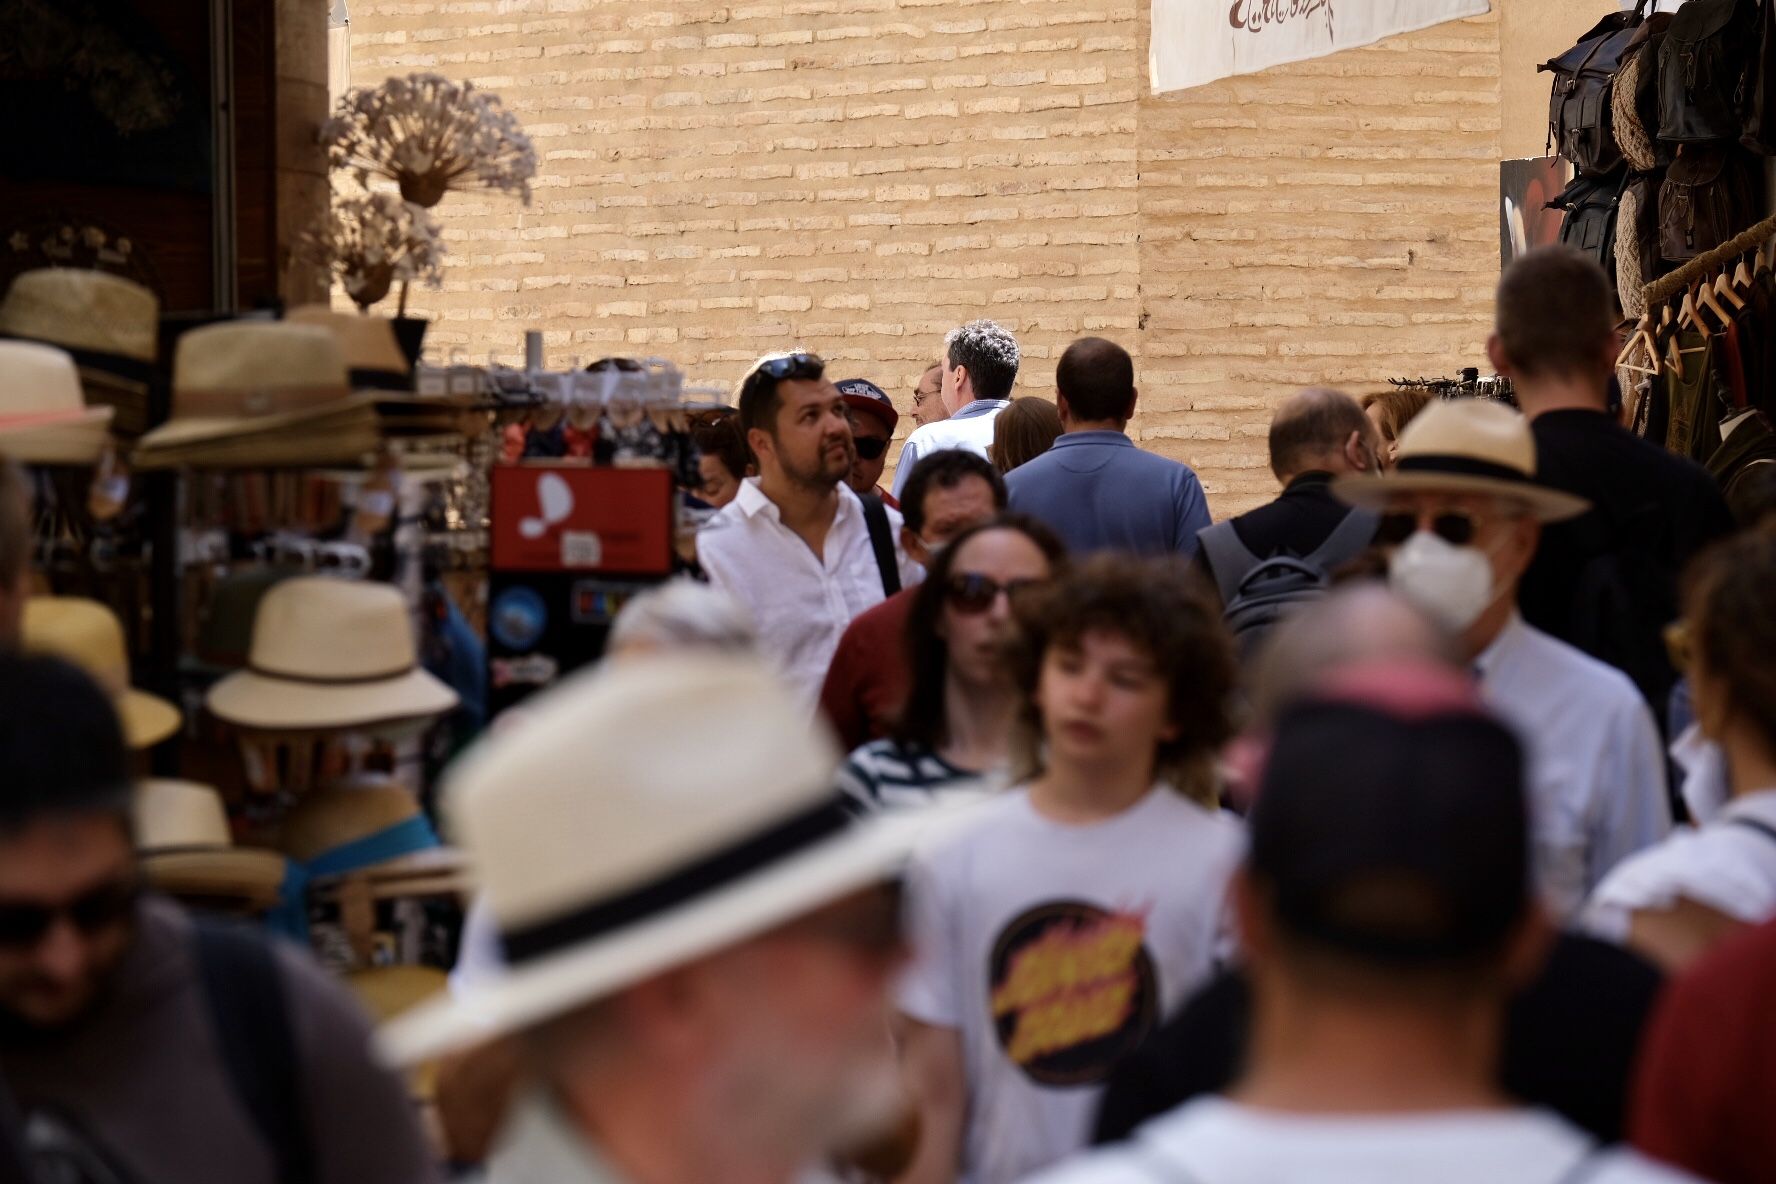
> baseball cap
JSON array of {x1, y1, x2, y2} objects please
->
[
  {"x1": 1249, "y1": 660, "x2": 1530, "y2": 963},
  {"x1": 836, "y1": 378, "x2": 898, "y2": 433}
]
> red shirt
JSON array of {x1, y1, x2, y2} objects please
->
[
  {"x1": 818, "y1": 586, "x2": 915, "y2": 753},
  {"x1": 1632, "y1": 917, "x2": 1776, "y2": 1183}
]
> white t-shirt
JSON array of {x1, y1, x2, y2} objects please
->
[
  {"x1": 890, "y1": 399, "x2": 1008, "y2": 498},
  {"x1": 898, "y1": 785, "x2": 1245, "y2": 1184},
  {"x1": 1025, "y1": 1098, "x2": 1703, "y2": 1184}
]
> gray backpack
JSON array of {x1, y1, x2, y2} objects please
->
[{"x1": 1197, "y1": 509, "x2": 1379, "y2": 661}]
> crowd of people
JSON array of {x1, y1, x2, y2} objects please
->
[{"x1": 3, "y1": 243, "x2": 1776, "y2": 1184}]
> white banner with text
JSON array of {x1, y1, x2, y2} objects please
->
[{"x1": 1151, "y1": 0, "x2": 1492, "y2": 95}]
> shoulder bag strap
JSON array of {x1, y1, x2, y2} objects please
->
[
  {"x1": 859, "y1": 493, "x2": 902, "y2": 598},
  {"x1": 1304, "y1": 507, "x2": 1381, "y2": 569},
  {"x1": 193, "y1": 923, "x2": 314, "y2": 1184},
  {"x1": 1195, "y1": 520, "x2": 1263, "y2": 605}
]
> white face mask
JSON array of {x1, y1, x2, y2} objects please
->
[{"x1": 1388, "y1": 530, "x2": 1496, "y2": 632}]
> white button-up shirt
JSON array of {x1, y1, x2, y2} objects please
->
[
  {"x1": 890, "y1": 399, "x2": 1008, "y2": 498},
  {"x1": 1582, "y1": 787, "x2": 1776, "y2": 942},
  {"x1": 1476, "y1": 614, "x2": 1671, "y2": 920},
  {"x1": 697, "y1": 479, "x2": 921, "y2": 707}
]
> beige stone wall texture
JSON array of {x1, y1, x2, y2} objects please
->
[{"x1": 348, "y1": 0, "x2": 1511, "y2": 515}]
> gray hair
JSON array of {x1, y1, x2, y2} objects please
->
[
  {"x1": 944, "y1": 320, "x2": 1021, "y2": 402},
  {"x1": 607, "y1": 580, "x2": 758, "y2": 658}
]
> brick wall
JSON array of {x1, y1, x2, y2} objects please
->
[{"x1": 348, "y1": 0, "x2": 1506, "y2": 515}]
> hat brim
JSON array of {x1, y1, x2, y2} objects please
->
[
  {"x1": 311, "y1": 846, "x2": 473, "y2": 893},
  {"x1": 0, "y1": 408, "x2": 115, "y2": 464},
  {"x1": 207, "y1": 665, "x2": 459, "y2": 731},
  {"x1": 144, "y1": 849, "x2": 287, "y2": 907},
  {"x1": 377, "y1": 803, "x2": 964, "y2": 1067},
  {"x1": 1333, "y1": 471, "x2": 1590, "y2": 523},
  {"x1": 119, "y1": 687, "x2": 181, "y2": 749},
  {"x1": 842, "y1": 393, "x2": 898, "y2": 433}
]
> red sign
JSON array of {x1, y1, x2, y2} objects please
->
[{"x1": 490, "y1": 465, "x2": 675, "y2": 575}]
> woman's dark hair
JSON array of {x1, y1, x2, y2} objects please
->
[
  {"x1": 1685, "y1": 524, "x2": 1776, "y2": 760},
  {"x1": 894, "y1": 515, "x2": 1066, "y2": 752},
  {"x1": 1008, "y1": 554, "x2": 1236, "y2": 803},
  {"x1": 991, "y1": 397, "x2": 1063, "y2": 475},
  {"x1": 692, "y1": 417, "x2": 750, "y2": 482}
]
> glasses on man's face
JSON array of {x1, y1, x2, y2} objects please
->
[
  {"x1": 946, "y1": 573, "x2": 1044, "y2": 615},
  {"x1": 852, "y1": 436, "x2": 888, "y2": 461},
  {"x1": 1376, "y1": 510, "x2": 1482, "y2": 548},
  {"x1": 0, "y1": 878, "x2": 140, "y2": 951}
]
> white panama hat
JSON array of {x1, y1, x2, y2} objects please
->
[{"x1": 377, "y1": 653, "x2": 948, "y2": 1068}]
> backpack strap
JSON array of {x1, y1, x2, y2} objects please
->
[
  {"x1": 1195, "y1": 520, "x2": 1264, "y2": 605},
  {"x1": 193, "y1": 923, "x2": 314, "y2": 1184},
  {"x1": 859, "y1": 493, "x2": 902, "y2": 598},
  {"x1": 1303, "y1": 507, "x2": 1380, "y2": 570}
]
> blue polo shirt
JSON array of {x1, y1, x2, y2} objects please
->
[{"x1": 1005, "y1": 430, "x2": 1213, "y2": 557}]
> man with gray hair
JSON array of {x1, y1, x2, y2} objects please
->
[{"x1": 890, "y1": 321, "x2": 1018, "y2": 500}]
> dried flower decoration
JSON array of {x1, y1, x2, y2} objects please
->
[
  {"x1": 321, "y1": 73, "x2": 537, "y2": 209},
  {"x1": 299, "y1": 193, "x2": 444, "y2": 313}
]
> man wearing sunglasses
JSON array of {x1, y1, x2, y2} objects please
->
[
  {"x1": 837, "y1": 378, "x2": 901, "y2": 510},
  {"x1": 1335, "y1": 398, "x2": 1670, "y2": 922},
  {"x1": 699, "y1": 353, "x2": 922, "y2": 708},
  {"x1": 0, "y1": 653, "x2": 436, "y2": 1184}
]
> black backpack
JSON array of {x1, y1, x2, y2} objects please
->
[
  {"x1": 1551, "y1": 170, "x2": 1627, "y2": 290},
  {"x1": 1742, "y1": 0, "x2": 1776, "y2": 152},
  {"x1": 1658, "y1": 0, "x2": 1760, "y2": 144},
  {"x1": 1540, "y1": 2, "x2": 1648, "y2": 176},
  {"x1": 1658, "y1": 144, "x2": 1760, "y2": 262},
  {"x1": 1197, "y1": 509, "x2": 1379, "y2": 663}
]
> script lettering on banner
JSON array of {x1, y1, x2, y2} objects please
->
[{"x1": 1151, "y1": 0, "x2": 1491, "y2": 95}]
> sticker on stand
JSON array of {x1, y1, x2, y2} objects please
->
[
  {"x1": 491, "y1": 653, "x2": 560, "y2": 689},
  {"x1": 489, "y1": 586, "x2": 548, "y2": 652}
]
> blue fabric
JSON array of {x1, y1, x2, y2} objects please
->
[
  {"x1": 268, "y1": 815, "x2": 443, "y2": 938},
  {"x1": 1005, "y1": 431, "x2": 1214, "y2": 557}
]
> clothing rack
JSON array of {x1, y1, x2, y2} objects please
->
[{"x1": 1643, "y1": 211, "x2": 1776, "y2": 307}]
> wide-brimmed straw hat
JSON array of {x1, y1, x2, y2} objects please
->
[
  {"x1": 206, "y1": 576, "x2": 458, "y2": 731},
  {"x1": 134, "y1": 779, "x2": 287, "y2": 908},
  {"x1": 284, "y1": 305, "x2": 411, "y2": 390},
  {"x1": 0, "y1": 269, "x2": 159, "y2": 436},
  {"x1": 1334, "y1": 398, "x2": 1590, "y2": 523},
  {"x1": 23, "y1": 597, "x2": 179, "y2": 748},
  {"x1": 281, "y1": 775, "x2": 468, "y2": 889},
  {"x1": 0, "y1": 341, "x2": 116, "y2": 463},
  {"x1": 379, "y1": 653, "x2": 948, "y2": 1067}
]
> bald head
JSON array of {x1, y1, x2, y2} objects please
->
[
  {"x1": 1267, "y1": 387, "x2": 1377, "y2": 483},
  {"x1": 1055, "y1": 336, "x2": 1137, "y2": 427},
  {"x1": 1250, "y1": 584, "x2": 1459, "y2": 725}
]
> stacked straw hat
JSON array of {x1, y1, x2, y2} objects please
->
[
  {"x1": 0, "y1": 269, "x2": 159, "y2": 436},
  {"x1": 0, "y1": 341, "x2": 115, "y2": 464},
  {"x1": 24, "y1": 596, "x2": 180, "y2": 748},
  {"x1": 134, "y1": 779, "x2": 287, "y2": 910}
]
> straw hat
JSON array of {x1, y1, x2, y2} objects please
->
[
  {"x1": 206, "y1": 576, "x2": 457, "y2": 731},
  {"x1": 379, "y1": 653, "x2": 951, "y2": 1067},
  {"x1": 1334, "y1": 398, "x2": 1590, "y2": 523},
  {"x1": 134, "y1": 779, "x2": 287, "y2": 908},
  {"x1": 0, "y1": 341, "x2": 115, "y2": 463},
  {"x1": 23, "y1": 596, "x2": 179, "y2": 748},
  {"x1": 280, "y1": 775, "x2": 467, "y2": 886},
  {"x1": 0, "y1": 269, "x2": 159, "y2": 436},
  {"x1": 284, "y1": 305, "x2": 411, "y2": 389}
]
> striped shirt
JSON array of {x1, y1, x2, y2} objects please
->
[{"x1": 839, "y1": 739, "x2": 997, "y2": 814}]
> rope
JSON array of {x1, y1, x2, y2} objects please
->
[{"x1": 1643, "y1": 210, "x2": 1776, "y2": 307}]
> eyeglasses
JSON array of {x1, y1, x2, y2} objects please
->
[
  {"x1": 0, "y1": 878, "x2": 140, "y2": 950},
  {"x1": 852, "y1": 436, "x2": 888, "y2": 461},
  {"x1": 754, "y1": 352, "x2": 824, "y2": 382},
  {"x1": 912, "y1": 387, "x2": 936, "y2": 407},
  {"x1": 1376, "y1": 510, "x2": 1481, "y2": 548},
  {"x1": 946, "y1": 573, "x2": 1043, "y2": 614}
]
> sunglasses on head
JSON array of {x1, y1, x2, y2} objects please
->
[
  {"x1": 946, "y1": 573, "x2": 1043, "y2": 615},
  {"x1": 754, "y1": 352, "x2": 824, "y2": 382},
  {"x1": 852, "y1": 436, "x2": 888, "y2": 461},
  {"x1": 0, "y1": 878, "x2": 140, "y2": 950},
  {"x1": 1376, "y1": 510, "x2": 1480, "y2": 548}
]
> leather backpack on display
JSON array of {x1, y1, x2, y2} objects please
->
[
  {"x1": 1551, "y1": 169, "x2": 1627, "y2": 288},
  {"x1": 1658, "y1": 0, "x2": 1760, "y2": 144},
  {"x1": 1659, "y1": 144, "x2": 1760, "y2": 261},
  {"x1": 1743, "y1": 0, "x2": 1776, "y2": 152},
  {"x1": 1541, "y1": 2, "x2": 1649, "y2": 176}
]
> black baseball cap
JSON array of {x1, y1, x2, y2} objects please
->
[
  {"x1": 1249, "y1": 661, "x2": 1530, "y2": 963},
  {"x1": 836, "y1": 378, "x2": 898, "y2": 433}
]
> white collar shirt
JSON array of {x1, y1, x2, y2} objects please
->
[
  {"x1": 1581, "y1": 788, "x2": 1776, "y2": 942},
  {"x1": 890, "y1": 399, "x2": 1008, "y2": 498},
  {"x1": 697, "y1": 479, "x2": 921, "y2": 708},
  {"x1": 1475, "y1": 614, "x2": 1671, "y2": 921}
]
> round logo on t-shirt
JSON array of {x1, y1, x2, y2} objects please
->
[{"x1": 986, "y1": 899, "x2": 1159, "y2": 1086}]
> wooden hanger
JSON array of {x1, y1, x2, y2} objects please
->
[
  {"x1": 1714, "y1": 271, "x2": 1746, "y2": 311},
  {"x1": 1733, "y1": 252, "x2": 1755, "y2": 291},
  {"x1": 1617, "y1": 315, "x2": 1661, "y2": 377},
  {"x1": 1678, "y1": 287, "x2": 1709, "y2": 337},
  {"x1": 1697, "y1": 279, "x2": 1734, "y2": 330}
]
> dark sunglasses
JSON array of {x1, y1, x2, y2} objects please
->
[
  {"x1": 852, "y1": 436, "x2": 888, "y2": 461},
  {"x1": 0, "y1": 878, "x2": 140, "y2": 950},
  {"x1": 946, "y1": 573, "x2": 1043, "y2": 614},
  {"x1": 754, "y1": 352, "x2": 824, "y2": 382},
  {"x1": 1376, "y1": 510, "x2": 1479, "y2": 548}
]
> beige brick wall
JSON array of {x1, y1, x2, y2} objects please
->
[{"x1": 348, "y1": 0, "x2": 1516, "y2": 515}]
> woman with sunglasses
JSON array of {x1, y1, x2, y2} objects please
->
[{"x1": 838, "y1": 515, "x2": 1064, "y2": 813}]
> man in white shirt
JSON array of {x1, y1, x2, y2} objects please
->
[
  {"x1": 891, "y1": 321, "x2": 1018, "y2": 500},
  {"x1": 1029, "y1": 663, "x2": 1698, "y2": 1184},
  {"x1": 1333, "y1": 398, "x2": 1670, "y2": 920},
  {"x1": 698, "y1": 351, "x2": 921, "y2": 706}
]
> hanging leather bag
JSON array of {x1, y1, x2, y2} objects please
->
[
  {"x1": 1658, "y1": 0, "x2": 1760, "y2": 144},
  {"x1": 1742, "y1": 0, "x2": 1776, "y2": 152},
  {"x1": 1658, "y1": 144, "x2": 1760, "y2": 262},
  {"x1": 1551, "y1": 169, "x2": 1627, "y2": 291},
  {"x1": 1541, "y1": 1, "x2": 1649, "y2": 176}
]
